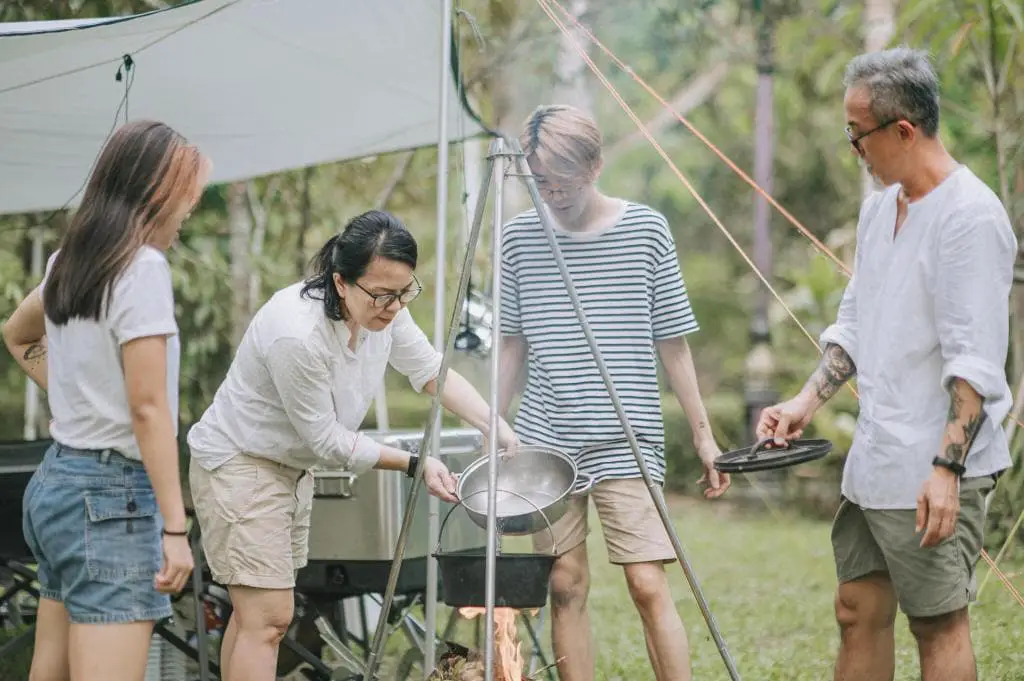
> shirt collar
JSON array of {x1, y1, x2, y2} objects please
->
[{"x1": 331, "y1": 318, "x2": 365, "y2": 357}]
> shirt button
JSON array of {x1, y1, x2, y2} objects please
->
[{"x1": 127, "y1": 500, "x2": 137, "y2": 512}]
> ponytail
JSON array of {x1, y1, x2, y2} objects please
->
[{"x1": 300, "y1": 234, "x2": 344, "y2": 321}]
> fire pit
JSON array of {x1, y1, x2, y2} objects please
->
[
  {"x1": 428, "y1": 641, "x2": 527, "y2": 681},
  {"x1": 428, "y1": 606, "x2": 560, "y2": 681}
]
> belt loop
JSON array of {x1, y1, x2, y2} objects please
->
[{"x1": 99, "y1": 449, "x2": 111, "y2": 464}]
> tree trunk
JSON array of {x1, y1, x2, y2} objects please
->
[
  {"x1": 228, "y1": 182, "x2": 253, "y2": 346},
  {"x1": 552, "y1": 0, "x2": 592, "y2": 112},
  {"x1": 245, "y1": 180, "x2": 279, "y2": 316},
  {"x1": 860, "y1": 0, "x2": 895, "y2": 199},
  {"x1": 295, "y1": 167, "x2": 313, "y2": 279}
]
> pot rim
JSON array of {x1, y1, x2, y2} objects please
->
[{"x1": 455, "y1": 444, "x2": 579, "y2": 510}]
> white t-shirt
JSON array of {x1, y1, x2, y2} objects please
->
[
  {"x1": 42, "y1": 246, "x2": 180, "y2": 461},
  {"x1": 187, "y1": 281, "x2": 443, "y2": 474}
]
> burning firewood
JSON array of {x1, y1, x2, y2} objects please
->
[
  {"x1": 427, "y1": 607, "x2": 538, "y2": 681},
  {"x1": 426, "y1": 641, "x2": 563, "y2": 681},
  {"x1": 426, "y1": 646, "x2": 525, "y2": 681}
]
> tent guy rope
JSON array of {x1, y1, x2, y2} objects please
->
[
  {"x1": 535, "y1": 0, "x2": 1024, "y2": 608},
  {"x1": 544, "y1": 0, "x2": 1024, "y2": 435},
  {"x1": 543, "y1": 0, "x2": 849, "y2": 277}
]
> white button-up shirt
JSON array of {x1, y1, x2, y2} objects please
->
[
  {"x1": 187, "y1": 281, "x2": 442, "y2": 473},
  {"x1": 820, "y1": 166, "x2": 1016, "y2": 510}
]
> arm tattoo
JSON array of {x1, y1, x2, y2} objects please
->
[
  {"x1": 804, "y1": 343, "x2": 856, "y2": 405},
  {"x1": 23, "y1": 342, "x2": 46, "y2": 364},
  {"x1": 943, "y1": 379, "x2": 985, "y2": 465}
]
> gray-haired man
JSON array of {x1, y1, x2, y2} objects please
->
[{"x1": 757, "y1": 47, "x2": 1015, "y2": 681}]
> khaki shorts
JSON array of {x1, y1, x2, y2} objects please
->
[
  {"x1": 189, "y1": 453, "x2": 314, "y2": 590},
  {"x1": 831, "y1": 474, "x2": 997, "y2": 618},
  {"x1": 532, "y1": 478, "x2": 674, "y2": 565}
]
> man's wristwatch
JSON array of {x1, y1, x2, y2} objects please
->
[
  {"x1": 406, "y1": 454, "x2": 419, "y2": 478},
  {"x1": 932, "y1": 456, "x2": 967, "y2": 478}
]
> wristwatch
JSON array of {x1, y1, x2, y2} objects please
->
[
  {"x1": 932, "y1": 456, "x2": 967, "y2": 478},
  {"x1": 406, "y1": 454, "x2": 419, "y2": 478}
]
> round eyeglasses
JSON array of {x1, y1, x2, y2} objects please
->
[{"x1": 354, "y1": 276, "x2": 423, "y2": 309}]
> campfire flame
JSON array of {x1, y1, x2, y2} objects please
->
[{"x1": 458, "y1": 607, "x2": 524, "y2": 681}]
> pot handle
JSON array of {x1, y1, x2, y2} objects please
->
[
  {"x1": 433, "y1": 487, "x2": 560, "y2": 557},
  {"x1": 570, "y1": 472, "x2": 595, "y2": 497}
]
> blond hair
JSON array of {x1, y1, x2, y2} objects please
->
[{"x1": 519, "y1": 104, "x2": 603, "y2": 183}]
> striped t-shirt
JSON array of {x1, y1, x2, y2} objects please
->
[{"x1": 499, "y1": 201, "x2": 699, "y2": 485}]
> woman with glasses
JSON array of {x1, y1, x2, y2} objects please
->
[{"x1": 186, "y1": 209, "x2": 516, "y2": 681}]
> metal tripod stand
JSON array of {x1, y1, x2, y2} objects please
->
[{"x1": 363, "y1": 136, "x2": 742, "y2": 681}]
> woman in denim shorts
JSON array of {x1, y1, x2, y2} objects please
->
[{"x1": 1, "y1": 121, "x2": 211, "y2": 681}]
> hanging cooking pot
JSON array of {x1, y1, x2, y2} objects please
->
[
  {"x1": 433, "y1": 489, "x2": 560, "y2": 609},
  {"x1": 455, "y1": 439, "x2": 626, "y2": 536}
]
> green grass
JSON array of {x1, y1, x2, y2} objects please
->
[
  {"x1": 6, "y1": 490, "x2": 1021, "y2": 681},
  {"x1": 477, "y1": 492, "x2": 1024, "y2": 681}
]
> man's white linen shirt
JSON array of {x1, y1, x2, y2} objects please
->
[
  {"x1": 187, "y1": 282, "x2": 442, "y2": 473},
  {"x1": 820, "y1": 166, "x2": 1016, "y2": 510}
]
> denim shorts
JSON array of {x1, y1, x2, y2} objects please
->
[{"x1": 21, "y1": 442, "x2": 172, "y2": 624}]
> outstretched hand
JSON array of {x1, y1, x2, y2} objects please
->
[{"x1": 422, "y1": 457, "x2": 460, "y2": 503}]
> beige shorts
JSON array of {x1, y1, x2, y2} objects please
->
[
  {"x1": 189, "y1": 453, "x2": 314, "y2": 590},
  {"x1": 532, "y1": 477, "x2": 674, "y2": 565}
]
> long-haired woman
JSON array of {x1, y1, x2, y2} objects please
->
[
  {"x1": 186, "y1": 208, "x2": 518, "y2": 681},
  {"x1": 2, "y1": 120, "x2": 211, "y2": 681}
]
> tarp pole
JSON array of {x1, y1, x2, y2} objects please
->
[{"x1": 425, "y1": 0, "x2": 453, "y2": 675}]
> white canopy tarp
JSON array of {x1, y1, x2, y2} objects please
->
[{"x1": 0, "y1": 0, "x2": 489, "y2": 216}]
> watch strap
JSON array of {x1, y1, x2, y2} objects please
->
[
  {"x1": 406, "y1": 454, "x2": 419, "y2": 478},
  {"x1": 932, "y1": 456, "x2": 967, "y2": 478}
]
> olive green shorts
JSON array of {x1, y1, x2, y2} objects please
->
[{"x1": 831, "y1": 474, "x2": 997, "y2": 619}]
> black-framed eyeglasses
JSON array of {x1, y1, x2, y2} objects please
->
[
  {"x1": 353, "y1": 275, "x2": 422, "y2": 309},
  {"x1": 845, "y1": 119, "x2": 898, "y2": 153}
]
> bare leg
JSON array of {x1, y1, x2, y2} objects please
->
[
  {"x1": 224, "y1": 585, "x2": 293, "y2": 681},
  {"x1": 833, "y1": 572, "x2": 898, "y2": 681},
  {"x1": 69, "y1": 621, "x2": 155, "y2": 681},
  {"x1": 643, "y1": 632, "x2": 662, "y2": 681},
  {"x1": 219, "y1": 611, "x2": 239, "y2": 678},
  {"x1": 28, "y1": 598, "x2": 71, "y2": 681},
  {"x1": 623, "y1": 562, "x2": 689, "y2": 681},
  {"x1": 548, "y1": 543, "x2": 593, "y2": 681},
  {"x1": 909, "y1": 608, "x2": 976, "y2": 681}
]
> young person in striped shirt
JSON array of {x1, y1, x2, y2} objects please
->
[{"x1": 496, "y1": 104, "x2": 730, "y2": 681}]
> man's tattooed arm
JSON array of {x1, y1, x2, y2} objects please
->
[
  {"x1": 800, "y1": 343, "x2": 857, "y2": 410},
  {"x1": 941, "y1": 378, "x2": 985, "y2": 466}
]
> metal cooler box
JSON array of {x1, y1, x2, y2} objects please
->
[{"x1": 297, "y1": 428, "x2": 488, "y2": 597}]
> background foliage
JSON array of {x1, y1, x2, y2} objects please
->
[{"x1": 0, "y1": 0, "x2": 1022, "y2": 557}]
